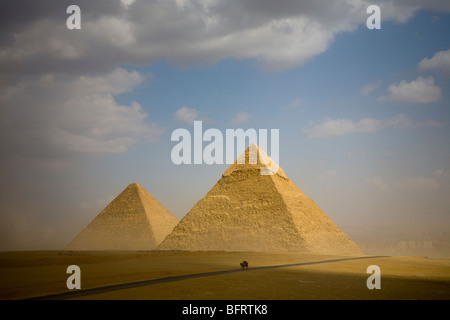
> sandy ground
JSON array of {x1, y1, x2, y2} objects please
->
[{"x1": 0, "y1": 251, "x2": 449, "y2": 300}]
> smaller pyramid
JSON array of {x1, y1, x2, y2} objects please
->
[{"x1": 66, "y1": 183, "x2": 179, "y2": 251}]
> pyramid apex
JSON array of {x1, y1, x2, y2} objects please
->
[
  {"x1": 222, "y1": 144, "x2": 287, "y2": 179},
  {"x1": 126, "y1": 182, "x2": 143, "y2": 189},
  {"x1": 125, "y1": 183, "x2": 155, "y2": 201}
]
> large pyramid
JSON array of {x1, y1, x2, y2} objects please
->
[
  {"x1": 66, "y1": 183, "x2": 179, "y2": 250},
  {"x1": 159, "y1": 145, "x2": 362, "y2": 256}
]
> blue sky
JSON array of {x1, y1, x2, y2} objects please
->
[{"x1": 0, "y1": 1, "x2": 449, "y2": 250}]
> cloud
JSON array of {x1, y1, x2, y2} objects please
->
[
  {"x1": 304, "y1": 117, "x2": 381, "y2": 138},
  {"x1": 361, "y1": 82, "x2": 380, "y2": 96},
  {"x1": 378, "y1": 76, "x2": 442, "y2": 104},
  {"x1": 174, "y1": 106, "x2": 210, "y2": 124},
  {"x1": 86, "y1": 16, "x2": 136, "y2": 47},
  {"x1": 120, "y1": 0, "x2": 136, "y2": 8},
  {"x1": 231, "y1": 111, "x2": 251, "y2": 124},
  {"x1": 303, "y1": 114, "x2": 444, "y2": 138},
  {"x1": 74, "y1": 68, "x2": 146, "y2": 95},
  {"x1": 2, "y1": 0, "x2": 445, "y2": 76},
  {"x1": 0, "y1": 68, "x2": 163, "y2": 156},
  {"x1": 417, "y1": 48, "x2": 450, "y2": 75}
]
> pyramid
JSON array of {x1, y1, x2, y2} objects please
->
[
  {"x1": 66, "y1": 183, "x2": 179, "y2": 250},
  {"x1": 159, "y1": 144, "x2": 362, "y2": 256}
]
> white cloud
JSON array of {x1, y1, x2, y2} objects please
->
[
  {"x1": 0, "y1": 19, "x2": 85, "y2": 63},
  {"x1": 174, "y1": 106, "x2": 198, "y2": 123},
  {"x1": 120, "y1": 0, "x2": 136, "y2": 8},
  {"x1": 382, "y1": 113, "x2": 414, "y2": 128},
  {"x1": 73, "y1": 68, "x2": 146, "y2": 95},
  {"x1": 304, "y1": 117, "x2": 381, "y2": 138},
  {"x1": 361, "y1": 82, "x2": 380, "y2": 96},
  {"x1": 0, "y1": 68, "x2": 163, "y2": 155},
  {"x1": 231, "y1": 111, "x2": 251, "y2": 124},
  {"x1": 378, "y1": 76, "x2": 442, "y2": 104},
  {"x1": 417, "y1": 48, "x2": 450, "y2": 75},
  {"x1": 303, "y1": 114, "x2": 444, "y2": 138},
  {"x1": 2, "y1": 0, "x2": 442, "y2": 75},
  {"x1": 87, "y1": 16, "x2": 136, "y2": 47},
  {"x1": 174, "y1": 106, "x2": 210, "y2": 124}
]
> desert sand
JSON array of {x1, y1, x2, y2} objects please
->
[{"x1": 0, "y1": 250, "x2": 449, "y2": 300}]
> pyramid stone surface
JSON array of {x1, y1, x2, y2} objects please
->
[
  {"x1": 159, "y1": 145, "x2": 362, "y2": 256},
  {"x1": 66, "y1": 183, "x2": 179, "y2": 250}
]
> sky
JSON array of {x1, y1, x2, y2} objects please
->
[{"x1": 0, "y1": 0, "x2": 449, "y2": 250}]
